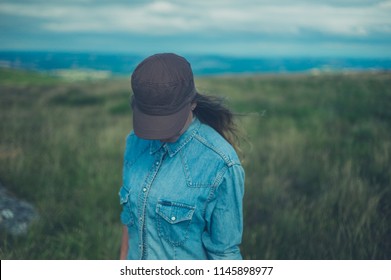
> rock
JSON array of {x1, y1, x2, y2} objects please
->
[
  {"x1": 1, "y1": 209, "x2": 14, "y2": 219},
  {"x1": 0, "y1": 181, "x2": 39, "y2": 236}
]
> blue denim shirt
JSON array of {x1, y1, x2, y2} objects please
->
[{"x1": 119, "y1": 118, "x2": 245, "y2": 260}]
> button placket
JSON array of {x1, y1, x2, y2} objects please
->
[{"x1": 139, "y1": 149, "x2": 167, "y2": 259}]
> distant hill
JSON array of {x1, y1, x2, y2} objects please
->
[{"x1": 0, "y1": 51, "x2": 390, "y2": 76}]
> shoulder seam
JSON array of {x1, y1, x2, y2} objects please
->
[{"x1": 193, "y1": 134, "x2": 237, "y2": 167}]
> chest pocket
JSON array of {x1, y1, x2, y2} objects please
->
[
  {"x1": 119, "y1": 186, "x2": 134, "y2": 227},
  {"x1": 156, "y1": 200, "x2": 195, "y2": 246}
]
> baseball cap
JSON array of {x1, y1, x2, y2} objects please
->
[{"x1": 131, "y1": 53, "x2": 196, "y2": 140}]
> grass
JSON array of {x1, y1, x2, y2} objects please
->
[{"x1": 0, "y1": 69, "x2": 390, "y2": 259}]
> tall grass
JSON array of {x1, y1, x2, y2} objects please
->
[
  {"x1": 0, "y1": 69, "x2": 390, "y2": 259},
  {"x1": 198, "y1": 73, "x2": 391, "y2": 259}
]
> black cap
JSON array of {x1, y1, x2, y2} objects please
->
[{"x1": 131, "y1": 53, "x2": 196, "y2": 139}]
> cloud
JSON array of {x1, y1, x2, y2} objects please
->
[
  {"x1": 0, "y1": 2, "x2": 196, "y2": 33},
  {"x1": 1, "y1": 0, "x2": 390, "y2": 37},
  {"x1": 0, "y1": 0, "x2": 390, "y2": 56}
]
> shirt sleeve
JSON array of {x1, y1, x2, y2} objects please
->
[
  {"x1": 202, "y1": 163, "x2": 245, "y2": 260},
  {"x1": 119, "y1": 133, "x2": 135, "y2": 227}
]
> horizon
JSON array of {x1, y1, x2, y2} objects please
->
[
  {"x1": 2, "y1": 49, "x2": 391, "y2": 59},
  {"x1": 1, "y1": 50, "x2": 390, "y2": 76}
]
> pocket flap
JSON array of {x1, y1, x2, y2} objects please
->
[{"x1": 156, "y1": 200, "x2": 195, "y2": 224}]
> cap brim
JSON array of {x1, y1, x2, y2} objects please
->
[{"x1": 133, "y1": 103, "x2": 191, "y2": 140}]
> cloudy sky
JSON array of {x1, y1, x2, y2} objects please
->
[{"x1": 1, "y1": 0, "x2": 390, "y2": 57}]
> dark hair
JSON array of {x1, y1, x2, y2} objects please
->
[{"x1": 193, "y1": 93, "x2": 240, "y2": 150}]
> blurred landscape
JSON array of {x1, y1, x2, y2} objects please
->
[
  {"x1": 1, "y1": 0, "x2": 391, "y2": 261},
  {"x1": 0, "y1": 66, "x2": 390, "y2": 259},
  {"x1": 2, "y1": 51, "x2": 391, "y2": 77}
]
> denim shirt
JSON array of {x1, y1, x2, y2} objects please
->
[{"x1": 119, "y1": 118, "x2": 245, "y2": 260}]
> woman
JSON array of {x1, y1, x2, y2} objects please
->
[{"x1": 119, "y1": 53, "x2": 245, "y2": 260}]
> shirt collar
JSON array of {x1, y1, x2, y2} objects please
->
[{"x1": 149, "y1": 117, "x2": 201, "y2": 157}]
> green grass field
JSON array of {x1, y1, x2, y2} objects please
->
[{"x1": 0, "y1": 68, "x2": 390, "y2": 259}]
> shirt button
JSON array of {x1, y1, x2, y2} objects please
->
[
  {"x1": 171, "y1": 216, "x2": 176, "y2": 221},
  {"x1": 143, "y1": 187, "x2": 147, "y2": 192},
  {"x1": 155, "y1": 161, "x2": 160, "y2": 166}
]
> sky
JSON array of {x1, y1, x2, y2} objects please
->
[{"x1": 0, "y1": 0, "x2": 391, "y2": 58}]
